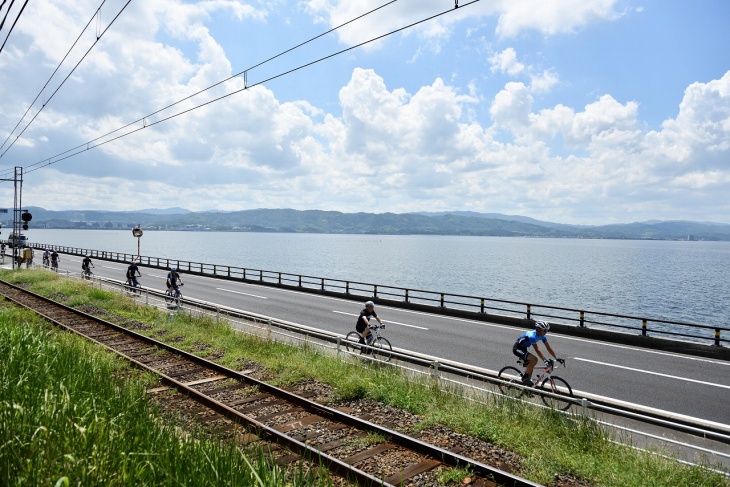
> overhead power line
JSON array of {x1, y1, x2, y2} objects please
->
[
  {"x1": 0, "y1": 0, "x2": 16, "y2": 35},
  {"x1": 0, "y1": 0, "x2": 131, "y2": 163},
  {"x1": 0, "y1": 1, "x2": 109, "y2": 157},
  {"x1": 5, "y1": 0, "x2": 400, "y2": 178},
  {"x1": 13, "y1": 0, "x2": 480, "y2": 177},
  {"x1": 0, "y1": 0, "x2": 29, "y2": 54}
]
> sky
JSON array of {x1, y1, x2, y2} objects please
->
[{"x1": 0, "y1": 0, "x2": 729, "y2": 224}]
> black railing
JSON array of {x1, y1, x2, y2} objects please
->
[{"x1": 25, "y1": 241, "x2": 730, "y2": 348}]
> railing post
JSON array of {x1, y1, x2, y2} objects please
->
[
  {"x1": 346, "y1": 281, "x2": 350, "y2": 294},
  {"x1": 642, "y1": 319, "x2": 648, "y2": 336},
  {"x1": 526, "y1": 304, "x2": 531, "y2": 320},
  {"x1": 440, "y1": 294, "x2": 445, "y2": 308},
  {"x1": 298, "y1": 275, "x2": 302, "y2": 287},
  {"x1": 243, "y1": 269, "x2": 247, "y2": 280},
  {"x1": 480, "y1": 298, "x2": 485, "y2": 313},
  {"x1": 431, "y1": 361, "x2": 440, "y2": 378},
  {"x1": 228, "y1": 267, "x2": 231, "y2": 277},
  {"x1": 374, "y1": 285, "x2": 378, "y2": 298},
  {"x1": 278, "y1": 272, "x2": 282, "y2": 285},
  {"x1": 321, "y1": 278, "x2": 325, "y2": 292},
  {"x1": 715, "y1": 328, "x2": 721, "y2": 347},
  {"x1": 213, "y1": 265, "x2": 217, "y2": 275},
  {"x1": 259, "y1": 270, "x2": 263, "y2": 282},
  {"x1": 580, "y1": 311, "x2": 585, "y2": 327},
  {"x1": 405, "y1": 289, "x2": 409, "y2": 303}
]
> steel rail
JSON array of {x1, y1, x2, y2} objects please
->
[{"x1": 0, "y1": 279, "x2": 541, "y2": 487}]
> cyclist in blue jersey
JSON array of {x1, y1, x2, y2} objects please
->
[{"x1": 513, "y1": 320, "x2": 563, "y2": 386}]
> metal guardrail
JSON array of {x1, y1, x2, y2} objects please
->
[
  {"x1": 74, "y1": 272, "x2": 730, "y2": 447},
  {"x1": 20, "y1": 241, "x2": 730, "y2": 348}
]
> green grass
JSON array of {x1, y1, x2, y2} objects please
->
[
  {"x1": 2, "y1": 269, "x2": 729, "y2": 487},
  {"x1": 0, "y1": 290, "x2": 333, "y2": 485}
]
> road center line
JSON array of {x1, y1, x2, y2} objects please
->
[
  {"x1": 102, "y1": 265, "x2": 124, "y2": 270},
  {"x1": 332, "y1": 310, "x2": 428, "y2": 330},
  {"x1": 216, "y1": 288, "x2": 268, "y2": 299},
  {"x1": 574, "y1": 358, "x2": 730, "y2": 390}
]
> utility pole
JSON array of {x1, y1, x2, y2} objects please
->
[
  {"x1": 13, "y1": 166, "x2": 22, "y2": 270},
  {"x1": 0, "y1": 167, "x2": 24, "y2": 269}
]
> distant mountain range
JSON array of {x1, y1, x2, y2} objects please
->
[{"x1": 8, "y1": 207, "x2": 730, "y2": 241}]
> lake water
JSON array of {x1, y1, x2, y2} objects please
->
[{"x1": 23, "y1": 229, "x2": 730, "y2": 329}]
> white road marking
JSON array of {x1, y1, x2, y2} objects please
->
[
  {"x1": 574, "y1": 357, "x2": 730, "y2": 390},
  {"x1": 217, "y1": 288, "x2": 268, "y2": 299},
  {"x1": 332, "y1": 310, "x2": 428, "y2": 330},
  {"x1": 102, "y1": 265, "x2": 124, "y2": 270}
]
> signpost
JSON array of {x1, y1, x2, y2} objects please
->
[{"x1": 132, "y1": 225, "x2": 143, "y2": 259}]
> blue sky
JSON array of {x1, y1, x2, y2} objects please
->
[{"x1": 0, "y1": 0, "x2": 729, "y2": 224}]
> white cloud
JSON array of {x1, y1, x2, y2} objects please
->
[
  {"x1": 494, "y1": 0, "x2": 622, "y2": 38},
  {"x1": 304, "y1": 0, "x2": 622, "y2": 47},
  {"x1": 1, "y1": 1, "x2": 729, "y2": 225},
  {"x1": 489, "y1": 48, "x2": 524, "y2": 76}
]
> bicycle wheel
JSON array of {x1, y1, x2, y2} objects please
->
[
  {"x1": 344, "y1": 331, "x2": 363, "y2": 353},
  {"x1": 372, "y1": 337, "x2": 392, "y2": 362},
  {"x1": 497, "y1": 366, "x2": 526, "y2": 399},
  {"x1": 164, "y1": 292, "x2": 174, "y2": 304},
  {"x1": 539, "y1": 376, "x2": 574, "y2": 411}
]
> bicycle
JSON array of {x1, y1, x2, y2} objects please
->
[
  {"x1": 51, "y1": 259, "x2": 59, "y2": 272},
  {"x1": 497, "y1": 358, "x2": 573, "y2": 411},
  {"x1": 344, "y1": 323, "x2": 392, "y2": 362},
  {"x1": 164, "y1": 283, "x2": 184, "y2": 306},
  {"x1": 82, "y1": 267, "x2": 94, "y2": 280},
  {"x1": 126, "y1": 277, "x2": 142, "y2": 296}
]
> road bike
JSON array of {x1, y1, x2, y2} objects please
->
[
  {"x1": 497, "y1": 358, "x2": 574, "y2": 411},
  {"x1": 344, "y1": 323, "x2": 392, "y2": 362},
  {"x1": 126, "y1": 277, "x2": 142, "y2": 296},
  {"x1": 82, "y1": 267, "x2": 94, "y2": 280},
  {"x1": 165, "y1": 283, "x2": 184, "y2": 306}
]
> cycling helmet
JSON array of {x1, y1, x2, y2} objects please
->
[
  {"x1": 364, "y1": 300, "x2": 375, "y2": 308},
  {"x1": 171, "y1": 267, "x2": 177, "y2": 271},
  {"x1": 535, "y1": 320, "x2": 550, "y2": 332}
]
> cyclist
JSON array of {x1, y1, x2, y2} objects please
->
[
  {"x1": 43, "y1": 249, "x2": 50, "y2": 267},
  {"x1": 126, "y1": 260, "x2": 141, "y2": 289},
  {"x1": 50, "y1": 250, "x2": 59, "y2": 271},
  {"x1": 81, "y1": 255, "x2": 94, "y2": 276},
  {"x1": 355, "y1": 301, "x2": 384, "y2": 352},
  {"x1": 513, "y1": 320, "x2": 563, "y2": 386},
  {"x1": 166, "y1": 267, "x2": 183, "y2": 297}
]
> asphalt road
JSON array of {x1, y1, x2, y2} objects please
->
[{"x1": 56, "y1": 255, "x2": 730, "y2": 427}]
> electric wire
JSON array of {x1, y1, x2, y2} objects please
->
[
  {"x1": 0, "y1": 0, "x2": 28, "y2": 54},
  {"x1": 15, "y1": 0, "x2": 480, "y2": 176},
  {"x1": 4, "y1": 0, "x2": 401, "y2": 177},
  {"x1": 0, "y1": 0, "x2": 132, "y2": 163},
  {"x1": 0, "y1": 0, "x2": 16, "y2": 38},
  {"x1": 0, "y1": 0, "x2": 109, "y2": 157}
]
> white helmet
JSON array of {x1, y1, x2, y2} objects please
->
[
  {"x1": 364, "y1": 301, "x2": 375, "y2": 308},
  {"x1": 535, "y1": 320, "x2": 550, "y2": 331}
]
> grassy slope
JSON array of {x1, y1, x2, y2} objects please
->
[
  {"x1": 0, "y1": 278, "x2": 330, "y2": 486},
  {"x1": 1, "y1": 270, "x2": 727, "y2": 487}
]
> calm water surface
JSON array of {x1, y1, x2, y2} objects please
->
[{"x1": 26, "y1": 230, "x2": 730, "y2": 327}]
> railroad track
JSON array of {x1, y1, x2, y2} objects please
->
[{"x1": 0, "y1": 280, "x2": 540, "y2": 487}]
